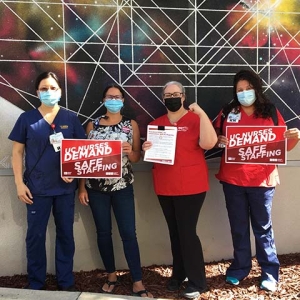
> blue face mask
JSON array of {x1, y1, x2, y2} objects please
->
[
  {"x1": 237, "y1": 89, "x2": 256, "y2": 107},
  {"x1": 39, "y1": 90, "x2": 61, "y2": 107},
  {"x1": 104, "y1": 99, "x2": 124, "y2": 113}
]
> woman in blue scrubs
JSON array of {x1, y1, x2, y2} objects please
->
[{"x1": 8, "y1": 71, "x2": 86, "y2": 291}]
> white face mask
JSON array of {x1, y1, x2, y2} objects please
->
[{"x1": 237, "y1": 89, "x2": 256, "y2": 107}]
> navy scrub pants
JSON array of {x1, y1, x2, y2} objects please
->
[
  {"x1": 222, "y1": 182, "x2": 280, "y2": 283},
  {"x1": 26, "y1": 193, "x2": 75, "y2": 289}
]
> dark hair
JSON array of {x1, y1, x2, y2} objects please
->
[
  {"x1": 35, "y1": 71, "x2": 61, "y2": 90},
  {"x1": 102, "y1": 84, "x2": 125, "y2": 99},
  {"x1": 223, "y1": 69, "x2": 273, "y2": 119}
]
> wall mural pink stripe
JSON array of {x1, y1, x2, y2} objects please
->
[{"x1": 1, "y1": 0, "x2": 300, "y2": 162}]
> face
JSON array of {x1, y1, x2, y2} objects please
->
[
  {"x1": 103, "y1": 87, "x2": 124, "y2": 102},
  {"x1": 236, "y1": 79, "x2": 256, "y2": 107},
  {"x1": 163, "y1": 84, "x2": 185, "y2": 103},
  {"x1": 236, "y1": 79, "x2": 253, "y2": 93},
  {"x1": 37, "y1": 77, "x2": 61, "y2": 95}
]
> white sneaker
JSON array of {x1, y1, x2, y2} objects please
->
[{"x1": 260, "y1": 280, "x2": 277, "y2": 292}]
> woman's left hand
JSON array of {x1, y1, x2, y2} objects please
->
[
  {"x1": 284, "y1": 128, "x2": 300, "y2": 140},
  {"x1": 62, "y1": 177, "x2": 74, "y2": 183},
  {"x1": 122, "y1": 141, "x2": 132, "y2": 154}
]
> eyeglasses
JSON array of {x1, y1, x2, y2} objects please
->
[
  {"x1": 39, "y1": 87, "x2": 59, "y2": 92},
  {"x1": 163, "y1": 92, "x2": 183, "y2": 98},
  {"x1": 104, "y1": 95, "x2": 123, "y2": 100}
]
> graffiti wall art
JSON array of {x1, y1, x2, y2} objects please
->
[{"x1": 1, "y1": 0, "x2": 300, "y2": 167}]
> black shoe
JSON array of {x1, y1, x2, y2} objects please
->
[
  {"x1": 24, "y1": 284, "x2": 46, "y2": 290},
  {"x1": 181, "y1": 286, "x2": 208, "y2": 299},
  {"x1": 167, "y1": 278, "x2": 184, "y2": 291},
  {"x1": 58, "y1": 285, "x2": 77, "y2": 292}
]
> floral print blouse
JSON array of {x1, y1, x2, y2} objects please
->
[{"x1": 86, "y1": 116, "x2": 134, "y2": 192}]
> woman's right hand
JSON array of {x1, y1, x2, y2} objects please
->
[
  {"x1": 78, "y1": 187, "x2": 89, "y2": 206},
  {"x1": 142, "y1": 141, "x2": 152, "y2": 151},
  {"x1": 216, "y1": 135, "x2": 228, "y2": 148},
  {"x1": 17, "y1": 183, "x2": 33, "y2": 205}
]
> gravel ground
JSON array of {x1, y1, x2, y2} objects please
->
[{"x1": 0, "y1": 253, "x2": 299, "y2": 299}]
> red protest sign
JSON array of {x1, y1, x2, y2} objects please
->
[
  {"x1": 225, "y1": 126, "x2": 287, "y2": 165},
  {"x1": 61, "y1": 139, "x2": 122, "y2": 178}
]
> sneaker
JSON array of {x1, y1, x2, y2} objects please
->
[
  {"x1": 225, "y1": 276, "x2": 240, "y2": 285},
  {"x1": 260, "y1": 280, "x2": 277, "y2": 292},
  {"x1": 181, "y1": 286, "x2": 207, "y2": 299},
  {"x1": 167, "y1": 278, "x2": 183, "y2": 291}
]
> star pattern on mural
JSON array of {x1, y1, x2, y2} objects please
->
[{"x1": 0, "y1": 0, "x2": 299, "y2": 140}]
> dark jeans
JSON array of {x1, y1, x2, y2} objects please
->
[
  {"x1": 26, "y1": 193, "x2": 75, "y2": 289},
  {"x1": 158, "y1": 193, "x2": 207, "y2": 290},
  {"x1": 87, "y1": 184, "x2": 142, "y2": 282},
  {"x1": 222, "y1": 182, "x2": 280, "y2": 282}
]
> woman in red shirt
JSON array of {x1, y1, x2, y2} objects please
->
[
  {"x1": 143, "y1": 81, "x2": 217, "y2": 299},
  {"x1": 214, "y1": 69, "x2": 300, "y2": 293}
]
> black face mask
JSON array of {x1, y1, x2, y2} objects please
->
[{"x1": 164, "y1": 97, "x2": 182, "y2": 112}]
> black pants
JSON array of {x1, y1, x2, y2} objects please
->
[{"x1": 158, "y1": 192, "x2": 207, "y2": 290}]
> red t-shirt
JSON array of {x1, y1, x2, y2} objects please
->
[
  {"x1": 214, "y1": 107, "x2": 286, "y2": 187},
  {"x1": 149, "y1": 111, "x2": 209, "y2": 195}
]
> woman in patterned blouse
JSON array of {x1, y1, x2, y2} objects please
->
[{"x1": 78, "y1": 84, "x2": 153, "y2": 298}]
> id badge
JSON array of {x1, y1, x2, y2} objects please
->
[
  {"x1": 227, "y1": 112, "x2": 241, "y2": 123},
  {"x1": 49, "y1": 132, "x2": 64, "y2": 152}
]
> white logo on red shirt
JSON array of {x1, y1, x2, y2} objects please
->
[{"x1": 177, "y1": 126, "x2": 188, "y2": 132}]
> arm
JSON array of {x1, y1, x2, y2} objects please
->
[
  {"x1": 213, "y1": 110, "x2": 228, "y2": 148},
  {"x1": 85, "y1": 121, "x2": 93, "y2": 136},
  {"x1": 77, "y1": 121, "x2": 94, "y2": 205},
  {"x1": 123, "y1": 120, "x2": 141, "y2": 163},
  {"x1": 214, "y1": 127, "x2": 229, "y2": 148},
  {"x1": 189, "y1": 103, "x2": 218, "y2": 150},
  {"x1": 78, "y1": 178, "x2": 89, "y2": 206},
  {"x1": 11, "y1": 141, "x2": 33, "y2": 204},
  {"x1": 285, "y1": 128, "x2": 300, "y2": 151}
]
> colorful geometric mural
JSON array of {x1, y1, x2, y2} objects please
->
[{"x1": 1, "y1": 0, "x2": 300, "y2": 163}]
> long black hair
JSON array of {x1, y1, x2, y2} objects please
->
[{"x1": 223, "y1": 69, "x2": 274, "y2": 119}]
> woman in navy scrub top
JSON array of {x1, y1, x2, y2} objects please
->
[{"x1": 8, "y1": 71, "x2": 86, "y2": 291}]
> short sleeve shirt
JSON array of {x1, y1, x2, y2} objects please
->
[
  {"x1": 8, "y1": 108, "x2": 86, "y2": 196},
  {"x1": 214, "y1": 107, "x2": 286, "y2": 187},
  {"x1": 149, "y1": 111, "x2": 209, "y2": 196}
]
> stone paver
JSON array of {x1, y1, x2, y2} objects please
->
[{"x1": 0, "y1": 288, "x2": 170, "y2": 300}]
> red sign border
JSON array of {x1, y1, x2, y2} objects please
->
[
  {"x1": 60, "y1": 139, "x2": 122, "y2": 178},
  {"x1": 225, "y1": 125, "x2": 287, "y2": 165}
]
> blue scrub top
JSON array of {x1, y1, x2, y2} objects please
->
[{"x1": 8, "y1": 107, "x2": 86, "y2": 196}]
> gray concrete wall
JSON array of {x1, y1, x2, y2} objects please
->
[
  {"x1": 1, "y1": 157, "x2": 300, "y2": 276},
  {"x1": 1, "y1": 97, "x2": 300, "y2": 275}
]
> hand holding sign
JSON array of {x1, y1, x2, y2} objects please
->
[{"x1": 284, "y1": 127, "x2": 300, "y2": 140}]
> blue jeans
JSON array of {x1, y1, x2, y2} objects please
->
[
  {"x1": 222, "y1": 182, "x2": 279, "y2": 282},
  {"x1": 87, "y1": 184, "x2": 142, "y2": 282},
  {"x1": 26, "y1": 193, "x2": 75, "y2": 289}
]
